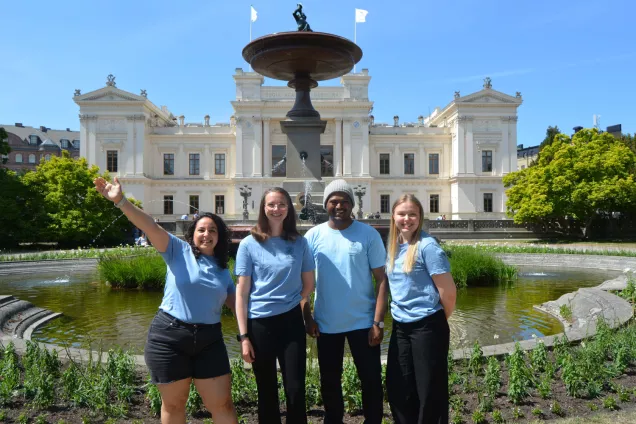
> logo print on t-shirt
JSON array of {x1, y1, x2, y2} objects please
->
[{"x1": 348, "y1": 241, "x2": 363, "y2": 255}]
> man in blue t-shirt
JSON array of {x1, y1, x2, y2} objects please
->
[{"x1": 304, "y1": 179, "x2": 388, "y2": 424}]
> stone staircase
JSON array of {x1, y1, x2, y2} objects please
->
[{"x1": 0, "y1": 295, "x2": 61, "y2": 339}]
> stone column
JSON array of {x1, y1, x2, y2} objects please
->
[
  {"x1": 443, "y1": 142, "x2": 451, "y2": 178},
  {"x1": 234, "y1": 119, "x2": 243, "y2": 177},
  {"x1": 203, "y1": 145, "x2": 210, "y2": 180},
  {"x1": 361, "y1": 119, "x2": 370, "y2": 176},
  {"x1": 509, "y1": 116, "x2": 518, "y2": 172},
  {"x1": 419, "y1": 145, "x2": 426, "y2": 176},
  {"x1": 465, "y1": 117, "x2": 474, "y2": 174},
  {"x1": 501, "y1": 117, "x2": 510, "y2": 174},
  {"x1": 253, "y1": 119, "x2": 262, "y2": 177},
  {"x1": 79, "y1": 115, "x2": 88, "y2": 164},
  {"x1": 263, "y1": 119, "x2": 271, "y2": 177},
  {"x1": 343, "y1": 120, "x2": 352, "y2": 177},
  {"x1": 177, "y1": 145, "x2": 185, "y2": 178},
  {"x1": 126, "y1": 116, "x2": 135, "y2": 176},
  {"x1": 334, "y1": 118, "x2": 343, "y2": 177},
  {"x1": 393, "y1": 144, "x2": 401, "y2": 176},
  {"x1": 87, "y1": 116, "x2": 97, "y2": 167}
]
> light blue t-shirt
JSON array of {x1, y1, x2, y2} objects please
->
[
  {"x1": 158, "y1": 233, "x2": 236, "y2": 324},
  {"x1": 234, "y1": 235, "x2": 315, "y2": 319},
  {"x1": 387, "y1": 232, "x2": 450, "y2": 323},
  {"x1": 304, "y1": 221, "x2": 386, "y2": 334}
]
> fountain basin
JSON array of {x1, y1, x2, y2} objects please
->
[{"x1": 242, "y1": 32, "x2": 362, "y2": 82}]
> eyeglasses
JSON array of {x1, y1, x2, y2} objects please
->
[{"x1": 266, "y1": 203, "x2": 288, "y2": 210}]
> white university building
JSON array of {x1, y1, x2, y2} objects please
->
[{"x1": 73, "y1": 70, "x2": 522, "y2": 220}]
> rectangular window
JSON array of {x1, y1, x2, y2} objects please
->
[
  {"x1": 163, "y1": 195, "x2": 174, "y2": 215},
  {"x1": 483, "y1": 193, "x2": 493, "y2": 212},
  {"x1": 404, "y1": 153, "x2": 415, "y2": 175},
  {"x1": 482, "y1": 150, "x2": 493, "y2": 172},
  {"x1": 29, "y1": 135, "x2": 38, "y2": 145},
  {"x1": 215, "y1": 154, "x2": 225, "y2": 175},
  {"x1": 61, "y1": 139, "x2": 69, "y2": 149},
  {"x1": 189, "y1": 153, "x2": 200, "y2": 175},
  {"x1": 321, "y1": 145, "x2": 334, "y2": 177},
  {"x1": 15, "y1": 153, "x2": 23, "y2": 163},
  {"x1": 163, "y1": 153, "x2": 174, "y2": 175},
  {"x1": 189, "y1": 195, "x2": 199, "y2": 214},
  {"x1": 379, "y1": 153, "x2": 390, "y2": 175},
  {"x1": 106, "y1": 150, "x2": 118, "y2": 172},
  {"x1": 429, "y1": 153, "x2": 439, "y2": 175},
  {"x1": 430, "y1": 194, "x2": 439, "y2": 214},
  {"x1": 380, "y1": 194, "x2": 390, "y2": 214},
  {"x1": 272, "y1": 145, "x2": 286, "y2": 177},
  {"x1": 215, "y1": 195, "x2": 225, "y2": 215}
]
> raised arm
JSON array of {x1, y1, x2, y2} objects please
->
[{"x1": 94, "y1": 176, "x2": 169, "y2": 252}]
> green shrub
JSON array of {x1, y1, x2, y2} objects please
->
[
  {"x1": 445, "y1": 246, "x2": 517, "y2": 288},
  {"x1": 99, "y1": 254, "x2": 166, "y2": 290}
]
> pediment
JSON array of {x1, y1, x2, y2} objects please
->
[
  {"x1": 74, "y1": 86, "x2": 146, "y2": 103},
  {"x1": 457, "y1": 89, "x2": 521, "y2": 105}
]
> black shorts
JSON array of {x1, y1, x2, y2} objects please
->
[{"x1": 144, "y1": 310, "x2": 231, "y2": 384}]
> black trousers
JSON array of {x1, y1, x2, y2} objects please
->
[
  {"x1": 386, "y1": 310, "x2": 450, "y2": 424},
  {"x1": 248, "y1": 305, "x2": 307, "y2": 424},
  {"x1": 317, "y1": 328, "x2": 383, "y2": 424}
]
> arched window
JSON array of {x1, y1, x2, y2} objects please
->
[
  {"x1": 29, "y1": 154, "x2": 36, "y2": 163},
  {"x1": 15, "y1": 154, "x2": 23, "y2": 163},
  {"x1": 45, "y1": 154, "x2": 51, "y2": 161}
]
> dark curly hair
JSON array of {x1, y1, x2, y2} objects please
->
[
  {"x1": 184, "y1": 212, "x2": 231, "y2": 269},
  {"x1": 251, "y1": 187, "x2": 299, "y2": 243}
]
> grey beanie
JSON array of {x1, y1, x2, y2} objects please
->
[{"x1": 323, "y1": 179, "x2": 355, "y2": 208}]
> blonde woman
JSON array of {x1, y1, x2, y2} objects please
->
[{"x1": 385, "y1": 194, "x2": 457, "y2": 424}]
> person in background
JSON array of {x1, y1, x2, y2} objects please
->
[
  {"x1": 304, "y1": 179, "x2": 388, "y2": 424},
  {"x1": 385, "y1": 194, "x2": 457, "y2": 424},
  {"x1": 235, "y1": 187, "x2": 316, "y2": 424},
  {"x1": 94, "y1": 176, "x2": 239, "y2": 424}
]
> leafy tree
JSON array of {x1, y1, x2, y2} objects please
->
[
  {"x1": 619, "y1": 133, "x2": 635, "y2": 155},
  {"x1": 21, "y1": 151, "x2": 140, "y2": 248},
  {"x1": 538, "y1": 125, "x2": 560, "y2": 151},
  {"x1": 504, "y1": 129, "x2": 636, "y2": 238},
  {"x1": 0, "y1": 127, "x2": 10, "y2": 160},
  {"x1": 0, "y1": 169, "x2": 43, "y2": 248}
]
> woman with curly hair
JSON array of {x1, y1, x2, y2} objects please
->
[{"x1": 94, "y1": 176, "x2": 238, "y2": 424}]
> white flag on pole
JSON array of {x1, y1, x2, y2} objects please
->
[
  {"x1": 355, "y1": 8, "x2": 368, "y2": 23},
  {"x1": 251, "y1": 5, "x2": 258, "y2": 23}
]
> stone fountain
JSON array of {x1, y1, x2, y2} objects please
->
[{"x1": 242, "y1": 6, "x2": 362, "y2": 219}]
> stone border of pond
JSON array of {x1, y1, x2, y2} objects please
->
[{"x1": 0, "y1": 253, "x2": 634, "y2": 367}]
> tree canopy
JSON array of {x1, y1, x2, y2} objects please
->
[
  {"x1": 19, "y1": 151, "x2": 138, "y2": 248},
  {"x1": 504, "y1": 129, "x2": 636, "y2": 237}
]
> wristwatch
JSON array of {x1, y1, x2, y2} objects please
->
[
  {"x1": 373, "y1": 321, "x2": 384, "y2": 329},
  {"x1": 236, "y1": 333, "x2": 249, "y2": 342}
]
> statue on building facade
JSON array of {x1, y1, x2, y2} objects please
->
[
  {"x1": 140, "y1": 89, "x2": 147, "y2": 97},
  {"x1": 454, "y1": 91, "x2": 460, "y2": 99},
  {"x1": 483, "y1": 77, "x2": 492, "y2": 89},
  {"x1": 293, "y1": 4, "x2": 312, "y2": 32},
  {"x1": 106, "y1": 74, "x2": 116, "y2": 87},
  {"x1": 74, "y1": 89, "x2": 81, "y2": 96}
]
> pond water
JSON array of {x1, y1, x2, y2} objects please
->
[{"x1": 0, "y1": 266, "x2": 617, "y2": 356}]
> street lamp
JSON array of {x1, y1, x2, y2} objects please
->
[
  {"x1": 353, "y1": 185, "x2": 366, "y2": 219},
  {"x1": 238, "y1": 185, "x2": 252, "y2": 221}
]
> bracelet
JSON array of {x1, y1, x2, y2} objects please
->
[{"x1": 114, "y1": 197, "x2": 128, "y2": 208}]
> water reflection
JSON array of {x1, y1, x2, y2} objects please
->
[{"x1": 0, "y1": 266, "x2": 617, "y2": 356}]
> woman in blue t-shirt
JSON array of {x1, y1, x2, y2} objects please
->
[
  {"x1": 385, "y1": 194, "x2": 457, "y2": 424},
  {"x1": 94, "y1": 177, "x2": 238, "y2": 424},
  {"x1": 235, "y1": 187, "x2": 316, "y2": 424}
]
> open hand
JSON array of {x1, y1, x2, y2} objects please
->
[{"x1": 94, "y1": 177, "x2": 123, "y2": 204}]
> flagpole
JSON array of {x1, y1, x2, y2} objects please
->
[{"x1": 354, "y1": 15, "x2": 357, "y2": 73}]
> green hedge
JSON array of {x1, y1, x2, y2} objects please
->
[{"x1": 99, "y1": 247, "x2": 512, "y2": 291}]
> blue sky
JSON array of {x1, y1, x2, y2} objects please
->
[{"x1": 2, "y1": 0, "x2": 634, "y2": 146}]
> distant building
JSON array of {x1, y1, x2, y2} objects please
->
[
  {"x1": 516, "y1": 144, "x2": 539, "y2": 169},
  {"x1": 0, "y1": 123, "x2": 80, "y2": 172},
  {"x1": 71, "y1": 71, "x2": 523, "y2": 220}
]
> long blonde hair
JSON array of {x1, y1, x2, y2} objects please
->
[{"x1": 387, "y1": 194, "x2": 424, "y2": 273}]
